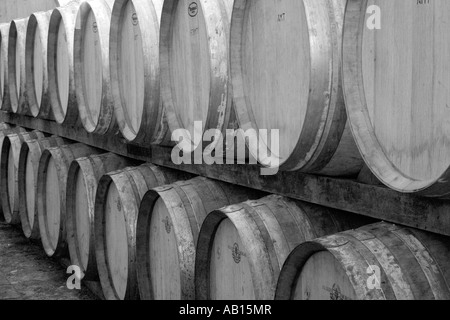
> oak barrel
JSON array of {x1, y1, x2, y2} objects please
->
[
  {"x1": 1, "y1": 130, "x2": 45, "y2": 225},
  {"x1": 276, "y1": 222, "x2": 450, "y2": 300},
  {"x1": 343, "y1": 0, "x2": 450, "y2": 196},
  {"x1": 195, "y1": 195, "x2": 369, "y2": 300},
  {"x1": 37, "y1": 143, "x2": 100, "y2": 257},
  {"x1": 109, "y1": 0, "x2": 163, "y2": 143},
  {"x1": 136, "y1": 177, "x2": 261, "y2": 300},
  {"x1": 74, "y1": 0, "x2": 116, "y2": 134},
  {"x1": 47, "y1": 0, "x2": 81, "y2": 124},
  {"x1": 159, "y1": 0, "x2": 234, "y2": 147},
  {"x1": 66, "y1": 153, "x2": 139, "y2": 280},
  {"x1": 0, "y1": 24, "x2": 10, "y2": 110},
  {"x1": 95, "y1": 163, "x2": 187, "y2": 300},
  {"x1": 230, "y1": 0, "x2": 362, "y2": 174},
  {"x1": 0, "y1": 126, "x2": 26, "y2": 220},
  {"x1": 25, "y1": 10, "x2": 54, "y2": 119},
  {"x1": 18, "y1": 136, "x2": 66, "y2": 239},
  {"x1": 8, "y1": 18, "x2": 28, "y2": 114}
]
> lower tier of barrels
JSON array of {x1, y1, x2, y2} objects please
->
[{"x1": 1, "y1": 123, "x2": 450, "y2": 301}]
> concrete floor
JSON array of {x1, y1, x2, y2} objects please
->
[{"x1": 0, "y1": 222, "x2": 96, "y2": 300}]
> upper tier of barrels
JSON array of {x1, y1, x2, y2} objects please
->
[{"x1": 1, "y1": 0, "x2": 450, "y2": 198}]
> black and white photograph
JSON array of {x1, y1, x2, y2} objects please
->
[{"x1": 0, "y1": 0, "x2": 448, "y2": 311}]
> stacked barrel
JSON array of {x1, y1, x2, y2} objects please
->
[{"x1": 0, "y1": 0, "x2": 449, "y2": 301}]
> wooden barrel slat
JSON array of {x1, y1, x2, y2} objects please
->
[
  {"x1": 8, "y1": 18, "x2": 29, "y2": 114},
  {"x1": 48, "y1": 0, "x2": 81, "y2": 125},
  {"x1": 1, "y1": 130, "x2": 45, "y2": 224},
  {"x1": 159, "y1": 0, "x2": 235, "y2": 145},
  {"x1": 342, "y1": 0, "x2": 450, "y2": 196},
  {"x1": 74, "y1": 0, "x2": 116, "y2": 134},
  {"x1": 195, "y1": 195, "x2": 371, "y2": 300},
  {"x1": 109, "y1": 0, "x2": 164, "y2": 143},
  {"x1": 25, "y1": 10, "x2": 54, "y2": 119},
  {"x1": 94, "y1": 164, "x2": 187, "y2": 300},
  {"x1": 136, "y1": 177, "x2": 261, "y2": 300},
  {"x1": 37, "y1": 142, "x2": 100, "y2": 257},
  {"x1": 230, "y1": 0, "x2": 362, "y2": 174},
  {"x1": 18, "y1": 136, "x2": 66, "y2": 239},
  {"x1": 66, "y1": 152, "x2": 139, "y2": 281},
  {"x1": 275, "y1": 222, "x2": 450, "y2": 300}
]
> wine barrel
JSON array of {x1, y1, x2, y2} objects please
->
[
  {"x1": 95, "y1": 164, "x2": 188, "y2": 300},
  {"x1": 195, "y1": 195, "x2": 370, "y2": 300},
  {"x1": 109, "y1": 0, "x2": 163, "y2": 143},
  {"x1": 74, "y1": 0, "x2": 116, "y2": 134},
  {"x1": 0, "y1": 126, "x2": 26, "y2": 220},
  {"x1": 229, "y1": 0, "x2": 362, "y2": 174},
  {"x1": 37, "y1": 143, "x2": 100, "y2": 257},
  {"x1": 8, "y1": 18, "x2": 28, "y2": 114},
  {"x1": 136, "y1": 177, "x2": 262, "y2": 300},
  {"x1": 18, "y1": 136, "x2": 66, "y2": 239},
  {"x1": 0, "y1": 131, "x2": 45, "y2": 225},
  {"x1": 159, "y1": 0, "x2": 234, "y2": 148},
  {"x1": 47, "y1": 0, "x2": 81, "y2": 125},
  {"x1": 276, "y1": 222, "x2": 450, "y2": 300},
  {"x1": 66, "y1": 153, "x2": 140, "y2": 280},
  {"x1": 343, "y1": 1, "x2": 450, "y2": 196},
  {"x1": 25, "y1": 10, "x2": 54, "y2": 119},
  {"x1": 0, "y1": 23, "x2": 10, "y2": 110}
]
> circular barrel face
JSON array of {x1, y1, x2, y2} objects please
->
[
  {"x1": 118, "y1": 1, "x2": 144, "y2": 135},
  {"x1": 168, "y1": 0, "x2": 210, "y2": 133},
  {"x1": 209, "y1": 219, "x2": 255, "y2": 300},
  {"x1": 82, "y1": 10, "x2": 102, "y2": 126},
  {"x1": 360, "y1": 0, "x2": 450, "y2": 182},
  {"x1": 33, "y1": 26, "x2": 43, "y2": 106},
  {"x1": 25, "y1": 154, "x2": 35, "y2": 226},
  {"x1": 45, "y1": 157, "x2": 60, "y2": 251},
  {"x1": 105, "y1": 183, "x2": 128, "y2": 300},
  {"x1": 296, "y1": 251, "x2": 356, "y2": 301},
  {"x1": 75, "y1": 168, "x2": 89, "y2": 271},
  {"x1": 237, "y1": 0, "x2": 310, "y2": 163},
  {"x1": 56, "y1": 20, "x2": 69, "y2": 114},
  {"x1": 7, "y1": 146, "x2": 15, "y2": 210},
  {"x1": 149, "y1": 197, "x2": 181, "y2": 300}
]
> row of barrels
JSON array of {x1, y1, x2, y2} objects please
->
[
  {"x1": 1, "y1": 123, "x2": 450, "y2": 300},
  {"x1": 1, "y1": 0, "x2": 449, "y2": 198}
]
